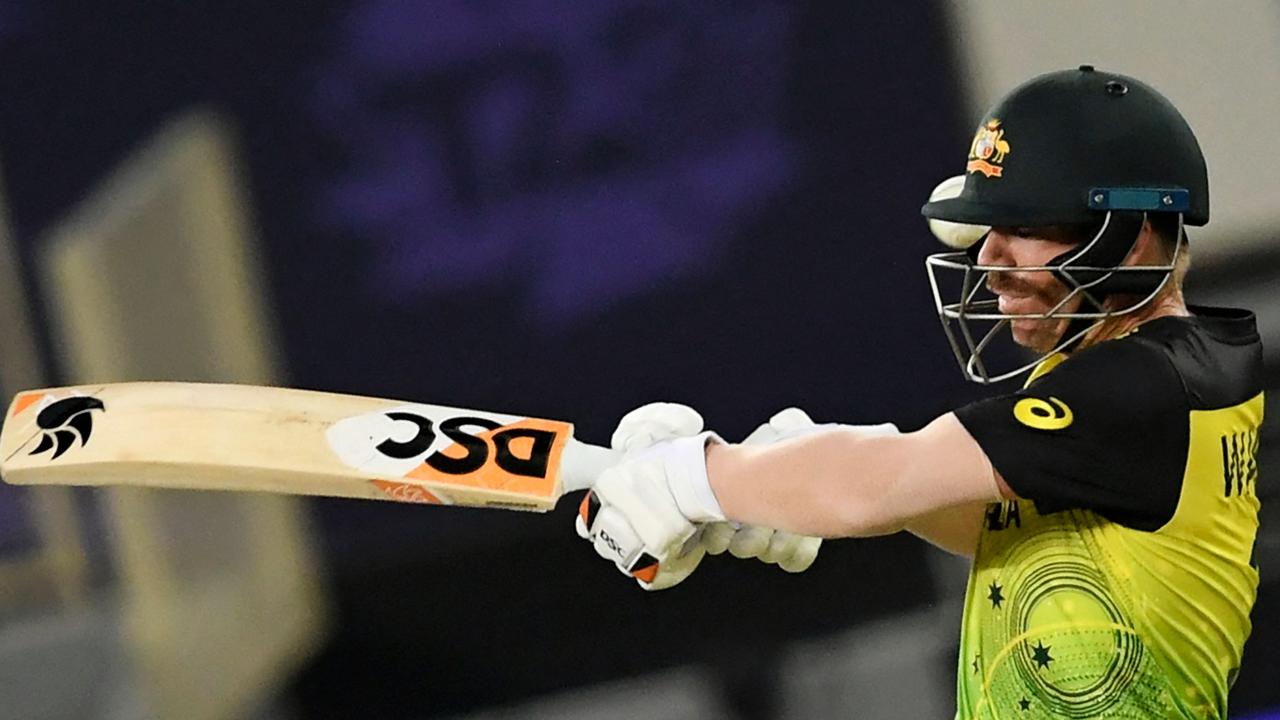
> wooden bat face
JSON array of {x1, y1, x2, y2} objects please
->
[{"x1": 1, "y1": 383, "x2": 611, "y2": 511}]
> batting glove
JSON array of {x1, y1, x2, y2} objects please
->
[{"x1": 575, "y1": 402, "x2": 724, "y2": 590}]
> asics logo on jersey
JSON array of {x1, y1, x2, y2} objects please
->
[{"x1": 1013, "y1": 396, "x2": 1073, "y2": 430}]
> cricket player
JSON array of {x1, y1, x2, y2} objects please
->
[{"x1": 576, "y1": 67, "x2": 1264, "y2": 718}]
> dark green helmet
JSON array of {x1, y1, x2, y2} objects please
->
[
  {"x1": 922, "y1": 66, "x2": 1204, "y2": 384},
  {"x1": 922, "y1": 65, "x2": 1208, "y2": 228}
]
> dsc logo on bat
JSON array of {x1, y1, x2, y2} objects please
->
[
  {"x1": 326, "y1": 403, "x2": 571, "y2": 505},
  {"x1": 372, "y1": 412, "x2": 557, "y2": 477}
]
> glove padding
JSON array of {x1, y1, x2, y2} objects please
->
[
  {"x1": 701, "y1": 521, "x2": 820, "y2": 572},
  {"x1": 577, "y1": 488, "x2": 706, "y2": 590},
  {"x1": 576, "y1": 403, "x2": 719, "y2": 590},
  {"x1": 610, "y1": 402, "x2": 705, "y2": 453}
]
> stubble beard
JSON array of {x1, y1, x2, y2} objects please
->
[{"x1": 990, "y1": 273, "x2": 1075, "y2": 355}]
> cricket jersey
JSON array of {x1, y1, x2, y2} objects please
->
[{"x1": 951, "y1": 306, "x2": 1264, "y2": 719}]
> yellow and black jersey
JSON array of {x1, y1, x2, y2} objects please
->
[{"x1": 951, "y1": 306, "x2": 1264, "y2": 719}]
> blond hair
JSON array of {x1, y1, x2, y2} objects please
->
[{"x1": 1079, "y1": 217, "x2": 1190, "y2": 348}]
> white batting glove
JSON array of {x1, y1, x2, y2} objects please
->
[
  {"x1": 575, "y1": 403, "x2": 723, "y2": 590},
  {"x1": 702, "y1": 408, "x2": 900, "y2": 572},
  {"x1": 609, "y1": 402, "x2": 705, "y2": 453}
]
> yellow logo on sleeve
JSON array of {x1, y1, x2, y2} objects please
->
[{"x1": 1013, "y1": 396, "x2": 1073, "y2": 430}]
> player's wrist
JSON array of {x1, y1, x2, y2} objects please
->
[{"x1": 660, "y1": 431, "x2": 726, "y2": 522}]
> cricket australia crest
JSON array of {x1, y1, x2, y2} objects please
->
[{"x1": 967, "y1": 119, "x2": 1011, "y2": 178}]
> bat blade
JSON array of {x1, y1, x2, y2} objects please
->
[{"x1": 0, "y1": 383, "x2": 617, "y2": 511}]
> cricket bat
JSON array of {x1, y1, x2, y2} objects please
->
[{"x1": 0, "y1": 382, "x2": 621, "y2": 511}]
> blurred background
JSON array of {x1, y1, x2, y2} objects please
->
[{"x1": 1, "y1": 1, "x2": 1278, "y2": 718}]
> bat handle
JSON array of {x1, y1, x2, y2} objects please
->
[{"x1": 559, "y1": 439, "x2": 623, "y2": 494}]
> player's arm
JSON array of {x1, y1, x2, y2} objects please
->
[
  {"x1": 731, "y1": 409, "x2": 989, "y2": 557},
  {"x1": 902, "y1": 502, "x2": 989, "y2": 558},
  {"x1": 706, "y1": 412, "x2": 1008, "y2": 538},
  {"x1": 705, "y1": 338, "x2": 1186, "y2": 545},
  {"x1": 707, "y1": 337, "x2": 1185, "y2": 548},
  {"x1": 578, "y1": 410, "x2": 1006, "y2": 581},
  {"x1": 578, "y1": 338, "x2": 1188, "y2": 583}
]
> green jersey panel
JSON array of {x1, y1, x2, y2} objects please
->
[{"x1": 953, "y1": 307, "x2": 1264, "y2": 719}]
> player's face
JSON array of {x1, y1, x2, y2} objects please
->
[{"x1": 979, "y1": 226, "x2": 1084, "y2": 353}]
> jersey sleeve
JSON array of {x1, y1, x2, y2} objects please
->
[{"x1": 953, "y1": 337, "x2": 1190, "y2": 531}]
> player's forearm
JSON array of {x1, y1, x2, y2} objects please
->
[
  {"x1": 706, "y1": 430, "x2": 914, "y2": 537},
  {"x1": 705, "y1": 414, "x2": 999, "y2": 538},
  {"x1": 902, "y1": 503, "x2": 986, "y2": 558}
]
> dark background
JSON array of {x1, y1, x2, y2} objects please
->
[{"x1": 1, "y1": 2, "x2": 1274, "y2": 718}]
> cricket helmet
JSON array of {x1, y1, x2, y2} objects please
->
[{"x1": 921, "y1": 66, "x2": 1206, "y2": 384}]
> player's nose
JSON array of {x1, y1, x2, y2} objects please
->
[{"x1": 976, "y1": 229, "x2": 1014, "y2": 268}]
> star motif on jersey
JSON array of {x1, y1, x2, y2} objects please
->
[
  {"x1": 1031, "y1": 641, "x2": 1054, "y2": 669},
  {"x1": 1019, "y1": 697, "x2": 1031, "y2": 711},
  {"x1": 987, "y1": 581, "x2": 1005, "y2": 609}
]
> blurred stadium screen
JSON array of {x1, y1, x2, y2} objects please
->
[{"x1": 29, "y1": 112, "x2": 326, "y2": 720}]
